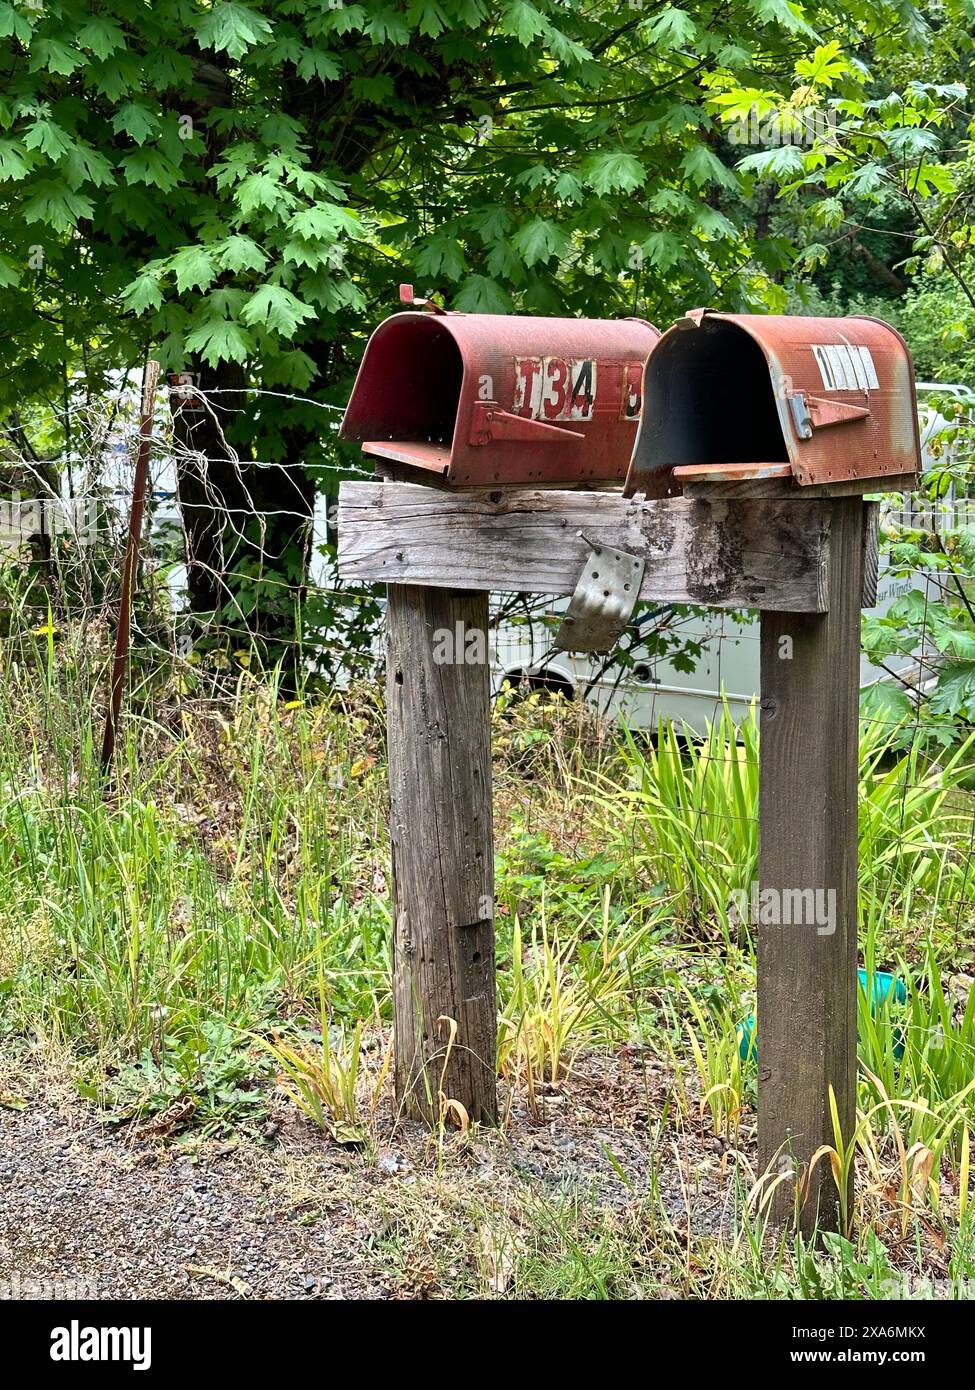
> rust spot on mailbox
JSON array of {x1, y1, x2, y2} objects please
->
[
  {"x1": 623, "y1": 310, "x2": 921, "y2": 497},
  {"x1": 340, "y1": 299, "x2": 659, "y2": 486}
]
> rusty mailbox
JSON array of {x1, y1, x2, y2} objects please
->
[
  {"x1": 624, "y1": 310, "x2": 921, "y2": 497},
  {"x1": 340, "y1": 291, "x2": 660, "y2": 486}
]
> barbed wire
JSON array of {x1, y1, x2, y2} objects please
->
[{"x1": 1, "y1": 380, "x2": 973, "y2": 842}]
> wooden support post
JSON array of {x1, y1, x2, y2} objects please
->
[
  {"x1": 758, "y1": 498, "x2": 865, "y2": 1234},
  {"x1": 338, "y1": 479, "x2": 868, "y2": 1173},
  {"x1": 386, "y1": 583, "x2": 497, "y2": 1124}
]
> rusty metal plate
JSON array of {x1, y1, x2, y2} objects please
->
[
  {"x1": 340, "y1": 300, "x2": 659, "y2": 487},
  {"x1": 674, "y1": 462, "x2": 792, "y2": 484},
  {"x1": 554, "y1": 532, "x2": 645, "y2": 653},
  {"x1": 624, "y1": 311, "x2": 920, "y2": 498}
]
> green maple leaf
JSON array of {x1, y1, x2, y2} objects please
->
[
  {"x1": 0, "y1": 3, "x2": 33, "y2": 43},
  {"x1": 511, "y1": 218, "x2": 569, "y2": 268},
  {"x1": 406, "y1": 0, "x2": 449, "y2": 38},
  {"x1": 240, "y1": 284, "x2": 316, "y2": 336},
  {"x1": 296, "y1": 48, "x2": 340, "y2": 81},
  {"x1": 76, "y1": 18, "x2": 127, "y2": 60},
  {"x1": 61, "y1": 144, "x2": 116, "y2": 190},
  {"x1": 930, "y1": 663, "x2": 975, "y2": 719},
  {"x1": 553, "y1": 172, "x2": 584, "y2": 203},
  {"x1": 0, "y1": 139, "x2": 30, "y2": 181},
  {"x1": 23, "y1": 180, "x2": 94, "y2": 231},
  {"x1": 170, "y1": 246, "x2": 218, "y2": 293},
  {"x1": 215, "y1": 235, "x2": 269, "y2": 273},
  {"x1": 582, "y1": 151, "x2": 647, "y2": 196},
  {"x1": 749, "y1": 0, "x2": 819, "y2": 38},
  {"x1": 500, "y1": 0, "x2": 547, "y2": 44},
  {"x1": 365, "y1": 7, "x2": 410, "y2": 43},
  {"x1": 120, "y1": 270, "x2": 164, "y2": 314},
  {"x1": 289, "y1": 205, "x2": 355, "y2": 240},
  {"x1": 29, "y1": 40, "x2": 88, "y2": 77},
  {"x1": 414, "y1": 235, "x2": 466, "y2": 281},
  {"x1": 453, "y1": 275, "x2": 512, "y2": 313},
  {"x1": 195, "y1": 3, "x2": 273, "y2": 59},
  {"x1": 121, "y1": 150, "x2": 182, "y2": 192},
  {"x1": 112, "y1": 104, "x2": 161, "y2": 146},
  {"x1": 184, "y1": 317, "x2": 255, "y2": 366},
  {"x1": 642, "y1": 231, "x2": 683, "y2": 268},
  {"x1": 646, "y1": 8, "x2": 698, "y2": 48},
  {"x1": 795, "y1": 41, "x2": 848, "y2": 88},
  {"x1": 24, "y1": 119, "x2": 74, "y2": 162},
  {"x1": 736, "y1": 146, "x2": 807, "y2": 179},
  {"x1": 682, "y1": 144, "x2": 739, "y2": 191},
  {"x1": 236, "y1": 172, "x2": 291, "y2": 215}
]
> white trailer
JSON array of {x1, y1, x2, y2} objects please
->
[{"x1": 489, "y1": 385, "x2": 971, "y2": 732}]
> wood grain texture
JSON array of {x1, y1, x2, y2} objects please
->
[
  {"x1": 758, "y1": 498, "x2": 865, "y2": 1235},
  {"x1": 861, "y1": 500, "x2": 881, "y2": 608},
  {"x1": 386, "y1": 584, "x2": 497, "y2": 1124},
  {"x1": 338, "y1": 481, "x2": 830, "y2": 613},
  {"x1": 681, "y1": 473, "x2": 917, "y2": 502}
]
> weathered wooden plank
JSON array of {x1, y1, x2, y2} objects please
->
[
  {"x1": 861, "y1": 500, "x2": 880, "y2": 608},
  {"x1": 386, "y1": 584, "x2": 497, "y2": 1124},
  {"x1": 681, "y1": 473, "x2": 917, "y2": 502},
  {"x1": 758, "y1": 497, "x2": 864, "y2": 1235},
  {"x1": 338, "y1": 481, "x2": 830, "y2": 613}
]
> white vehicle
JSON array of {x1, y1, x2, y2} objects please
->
[{"x1": 490, "y1": 386, "x2": 970, "y2": 733}]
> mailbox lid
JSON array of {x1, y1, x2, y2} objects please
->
[
  {"x1": 340, "y1": 310, "x2": 660, "y2": 486},
  {"x1": 624, "y1": 310, "x2": 921, "y2": 495}
]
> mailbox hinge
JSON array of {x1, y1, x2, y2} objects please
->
[
  {"x1": 675, "y1": 307, "x2": 712, "y2": 330},
  {"x1": 554, "y1": 532, "x2": 646, "y2": 654}
]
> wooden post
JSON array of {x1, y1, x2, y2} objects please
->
[
  {"x1": 386, "y1": 583, "x2": 497, "y2": 1124},
  {"x1": 758, "y1": 498, "x2": 865, "y2": 1233},
  {"x1": 335, "y1": 480, "x2": 861, "y2": 1164},
  {"x1": 101, "y1": 359, "x2": 159, "y2": 771}
]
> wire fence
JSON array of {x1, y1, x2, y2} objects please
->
[{"x1": 1, "y1": 375, "x2": 974, "y2": 953}]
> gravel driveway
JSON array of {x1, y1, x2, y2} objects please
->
[{"x1": 0, "y1": 1054, "x2": 745, "y2": 1300}]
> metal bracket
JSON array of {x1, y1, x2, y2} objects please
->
[
  {"x1": 468, "y1": 402, "x2": 583, "y2": 447},
  {"x1": 554, "y1": 532, "x2": 646, "y2": 654}
]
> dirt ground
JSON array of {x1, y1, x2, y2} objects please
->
[{"x1": 0, "y1": 1050, "x2": 751, "y2": 1300}]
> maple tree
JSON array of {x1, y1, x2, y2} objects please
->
[{"x1": 0, "y1": 0, "x2": 963, "y2": 648}]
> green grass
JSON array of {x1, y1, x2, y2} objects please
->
[{"x1": 1, "y1": 601, "x2": 974, "y2": 1295}]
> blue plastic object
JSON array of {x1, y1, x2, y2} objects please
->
[{"x1": 737, "y1": 969, "x2": 907, "y2": 1064}]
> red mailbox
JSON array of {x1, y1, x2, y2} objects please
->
[
  {"x1": 340, "y1": 298, "x2": 659, "y2": 486},
  {"x1": 623, "y1": 310, "x2": 921, "y2": 497}
]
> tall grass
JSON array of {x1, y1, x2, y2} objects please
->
[
  {"x1": 594, "y1": 703, "x2": 975, "y2": 944},
  {"x1": 496, "y1": 890, "x2": 664, "y2": 1107},
  {"x1": 599, "y1": 706, "x2": 759, "y2": 944},
  {"x1": 0, "y1": 624, "x2": 390, "y2": 1071},
  {"x1": 2, "y1": 581, "x2": 975, "y2": 1267}
]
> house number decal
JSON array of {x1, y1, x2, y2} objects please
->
[
  {"x1": 811, "y1": 343, "x2": 880, "y2": 392},
  {"x1": 514, "y1": 357, "x2": 597, "y2": 421}
]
